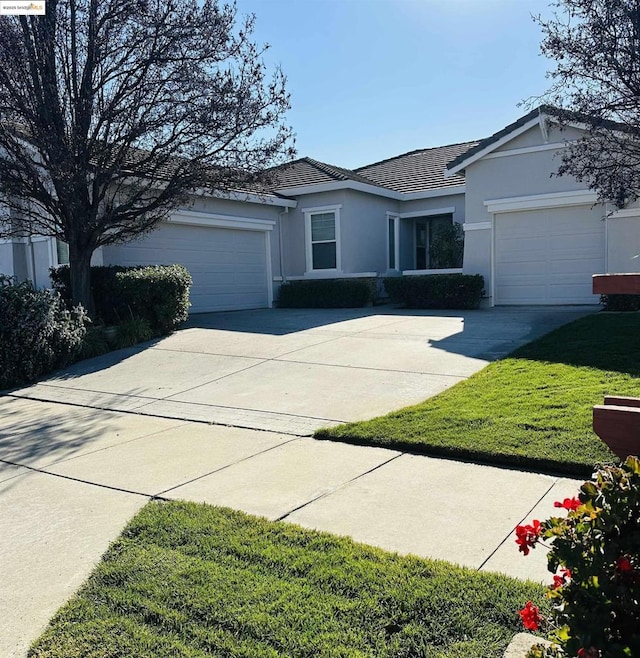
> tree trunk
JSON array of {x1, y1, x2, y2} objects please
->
[{"x1": 69, "y1": 244, "x2": 94, "y2": 318}]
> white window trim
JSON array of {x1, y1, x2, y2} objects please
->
[
  {"x1": 398, "y1": 207, "x2": 456, "y2": 219},
  {"x1": 386, "y1": 212, "x2": 400, "y2": 271},
  {"x1": 484, "y1": 190, "x2": 599, "y2": 214},
  {"x1": 463, "y1": 221, "x2": 492, "y2": 231},
  {"x1": 303, "y1": 204, "x2": 342, "y2": 274},
  {"x1": 402, "y1": 268, "x2": 463, "y2": 276},
  {"x1": 288, "y1": 271, "x2": 376, "y2": 281}
]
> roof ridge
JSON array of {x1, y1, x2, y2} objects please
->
[
  {"x1": 303, "y1": 156, "x2": 353, "y2": 181},
  {"x1": 355, "y1": 140, "x2": 480, "y2": 172}
]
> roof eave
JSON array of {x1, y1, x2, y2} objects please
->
[{"x1": 274, "y1": 179, "x2": 466, "y2": 200}]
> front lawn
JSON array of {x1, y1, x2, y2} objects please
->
[
  {"x1": 317, "y1": 313, "x2": 640, "y2": 476},
  {"x1": 30, "y1": 501, "x2": 545, "y2": 658}
]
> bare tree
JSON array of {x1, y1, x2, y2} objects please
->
[
  {"x1": 536, "y1": 0, "x2": 640, "y2": 208},
  {"x1": 0, "y1": 0, "x2": 294, "y2": 312}
]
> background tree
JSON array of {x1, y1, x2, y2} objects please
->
[
  {"x1": 536, "y1": 0, "x2": 640, "y2": 208},
  {"x1": 0, "y1": 0, "x2": 294, "y2": 312}
]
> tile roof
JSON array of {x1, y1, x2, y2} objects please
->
[
  {"x1": 355, "y1": 141, "x2": 479, "y2": 193},
  {"x1": 271, "y1": 157, "x2": 381, "y2": 189}
]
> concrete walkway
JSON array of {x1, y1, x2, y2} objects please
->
[
  {"x1": 0, "y1": 307, "x2": 592, "y2": 657},
  {"x1": 0, "y1": 398, "x2": 583, "y2": 658}
]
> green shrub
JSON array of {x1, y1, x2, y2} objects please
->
[
  {"x1": 0, "y1": 275, "x2": 87, "y2": 389},
  {"x1": 115, "y1": 265, "x2": 191, "y2": 334},
  {"x1": 78, "y1": 326, "x2": 111, "y2": 360},
  {"x1": 278, "y1": 278, "x2": 377, "y2": 308},
  {"x1": 51, "y1": 264, "x2": 192, "y2": 335},
  {"x1": 600, "y1": 294, "x2": 640, "y2": 311},
  {"x1": 383, "y1": 273, "x2": 484, "y2": 309},
  {"x1": 111, "y1": 317, "x2": 153, "y2": 349},
  {"x1": 428, "y1": 222, "x2": 464, "y2": 269},
  {"x1": 517, "y1": 457, "x2": 640, "y2": 658}
]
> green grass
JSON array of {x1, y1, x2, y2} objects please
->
[
  {"x1": 30, "y1": 501, "x2": 545, "y2": 658},
  {"x1": 316, "y1": 313, "x2": 640, "y2": 476}
]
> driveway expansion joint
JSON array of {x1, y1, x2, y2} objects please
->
[
  {"x1": 274, "y1": 451, "x2": 404, "y2": 522},
  {"x1": 154, "y1": 436, "x2": 301, "y2": 498},
  {"x1": 476, "y1": 477, "x2": 559, "y2": 572},
  {"x1": 0, "y1": 458, "x2": 163, "y2": 500}
]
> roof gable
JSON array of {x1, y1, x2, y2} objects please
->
[{"x1": 445, "y1": 107, "x2": 548, "y2": 176}]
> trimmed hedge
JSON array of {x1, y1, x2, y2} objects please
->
[
  {"x1": 383, "y1": 273, "x2": 485, "y2": 309},
  {"x1": 600, "y1": 293, "x2": 640, "y2": 311},
  {"x1": 278, "y1": 278, "x2": 377, "y2": 308},
  {"x1": 0, "y1": 276, "x2": 87, "y2": 389},
  {"x1": 50, "y1": 264, "x2": 192, "y2": 334}
]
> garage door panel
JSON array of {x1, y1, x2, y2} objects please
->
[
  {"x1": 548, "y1": 257, "x2": 603, "y2": 276},
  {"x1": 495, "y1": 206, "x2": 604, "y2": 305},
  {"x1": 107, "y1": 222, "x2": 269, "y2": 313},
  {"x1": 497, "y1": 261, "x2": 546, "y2": 276}
]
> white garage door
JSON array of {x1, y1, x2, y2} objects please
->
[
  {"x1": 495, "y1": 205, "x2": 604, "y2": 305},
  {"x1": 109, "y1": 222, "x2": 269, "y2": 313}
]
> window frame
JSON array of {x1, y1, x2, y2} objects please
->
[
  {"x1": 303, "y1": 204, "x2": 342, "y2": 273},
  {"x1": 386, "y1": 212, "x2": 400, "y2": 271}
]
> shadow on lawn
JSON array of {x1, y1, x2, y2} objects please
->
[{"x1": 507, "y1": 312, "x2": 640, "y2": 376}]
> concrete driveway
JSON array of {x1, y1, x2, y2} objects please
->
[
  {"x1": 1, "y1": 305, "x2": 593, "y2": 657},
  {"x1": 9, "y1": 305, "x2": 592, "y2": 434}
]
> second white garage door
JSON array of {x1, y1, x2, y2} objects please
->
[
  {"x1": 494, "y1": 205, "x2": 605, "y2": 305},
  {"x1": 105, "y1": 222, "x2": 270, "y2": 313}
]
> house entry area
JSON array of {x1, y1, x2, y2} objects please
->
[
  {"x1": 415, "y1": 215, "x2": 457, "y2": 270},
  {"x1": 410, "y1": 213, "x2": 463, "y2": 272}
]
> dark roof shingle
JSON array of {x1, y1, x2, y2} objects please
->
[
  {"x1": 355, "y1": 141, "x2": 478, "y2": 193},
  {"x1": 271, "y1": 157, "x2": 381, "y2": 189}
]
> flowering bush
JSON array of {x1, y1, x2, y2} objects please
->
[
  {"x1": 0, "y1": 276, "x2": 87, "y2": 389},
  {"x1": 515, "y1": 457, "x2": 640, "y2": 658}
]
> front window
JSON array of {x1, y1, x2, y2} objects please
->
[
  {"x1": 310, "y1": 212, "x2": 336, "y2": 269},
  {"x1": 56, "y1": 239, "x2": 70, "y2": 265},
  {"x1": 388, "y1": 214, "x2": 399, "y2": 270},
  {"x1": 304, "y1": 204, "x2": 341, "y2": 272},
  {"x1": 415, "y1": 215, "x2": 463, "y2": 270}
]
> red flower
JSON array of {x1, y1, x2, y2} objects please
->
[
  {"x1": 552, "y1": 568, "x2": 572, "y2": 589},
  {"x1": 577, "y1": 648, "x2": 599, "y2": 658},
  {"x1": 615, "y1": 556, "x2": 634, "y2": 574},
  {"x1": 554, "y1": 497, "x2": 581, "y2": 511},
  {"x1": 518, "y1": 601, "x2": 542, "y2": 631},
  {"x1": 515, "y1": 520, "x2": 542, "y2": 556}
]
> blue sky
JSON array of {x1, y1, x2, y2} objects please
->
[{"x1": 234, "y1": 0, "x2": 555, "y2": 169}]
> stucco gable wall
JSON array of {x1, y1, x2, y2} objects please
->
[
  {"x1": 464, "y1": 144, "x2": 590, "y2": 228},
  {"x1": 340, "y1": 190, "x2": 400, "y2": 275},
  {"x1": 492, "y1": 122, "x2": 584, "y2": 152},
  {"x1": 282, "y1": 189, "x2": 400, "y2": 278}
]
